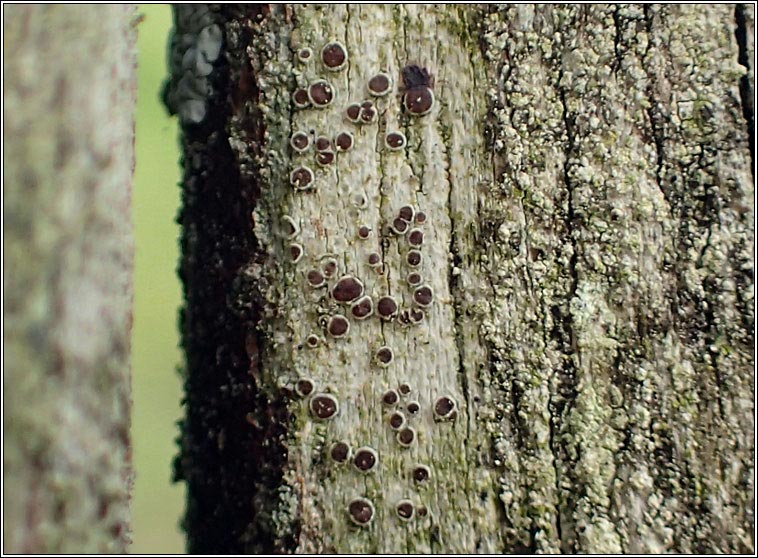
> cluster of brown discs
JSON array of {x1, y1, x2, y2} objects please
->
[
  {"x1": 345, "y1": 99, "x2": 378, "y2": 125},
  {"x1": 289, "y1": 40, "x2": 349, "y2": 193},
  {"x1": 382, "y1": 384, "x2": 421, "y2": 449},
  {"x1": 286, "y1": 40, "x2": 442, "y2": 529},
  {"x1": 289, "y1": 45, "x2": 434, "y2": 192},
  {"x1": 292, "y1": 40, "x2": 347, "y2": 109},
  {"x1": 386, "y1": 204, "x2": 435, "y2": 326},
  {"x1": 376, "y1": 382, "x2": 432, "y2": 522},
  {"x1": 290, "y1": 130, "x2": 355, "y2": 173}
]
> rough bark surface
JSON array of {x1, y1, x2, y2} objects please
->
[
  {"x1": 3, "y1": 5, "x2": 137, "y2": 553},
  {"x1": 170, "y1": 4, "x2": 754, "y2": 554}
]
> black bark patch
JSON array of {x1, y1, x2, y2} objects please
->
[
  {"x1": 173, "y1": 4, "x2": 296, "y2": 554},
  {"x1": 734, "y1": 4, "x2": 755, "y2": 178}
]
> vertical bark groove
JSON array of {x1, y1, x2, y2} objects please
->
[{"x1": 734, "y1": 4, "x2": 755, "y2": 178}]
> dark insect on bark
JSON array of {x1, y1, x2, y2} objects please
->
[{"x1": 401, "y1": 64, "x2": 434, "y2": 89}]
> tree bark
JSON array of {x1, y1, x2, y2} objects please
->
[
  {"x1": 168, "y1": 4, "x2": 754, "y2": 553},
  {"x1": 3, "y1": 5, "x2": 137, "y2": 553}
]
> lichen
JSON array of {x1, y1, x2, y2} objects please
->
[{"x1": 176, "y1": 3, "x2": 753, "y2": 554}]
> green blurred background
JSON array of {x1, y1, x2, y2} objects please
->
[{"x1": 132, "y1": 4, "x2": 184, "y2": 553}]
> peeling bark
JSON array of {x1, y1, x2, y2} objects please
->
[
  {"x1": 170, "y1": 5, "x2": 754, "y2": 553},
  {"x1": 2, "y1": 5, "x2": 137, "y2": 553}
]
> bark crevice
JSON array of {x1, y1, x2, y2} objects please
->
[
  {"x1": 554, "y1": 61, "x2": 581, "y2": 554},
  {"x1": 734, "y1": 4, "x2": 755, "y2": 178}
]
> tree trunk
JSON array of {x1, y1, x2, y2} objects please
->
[
  {"x1": 167, "y1": 4, "x2": 754, "y2": 553},
  {"x1": 3, "y1": 5, "x2": 137, "y2": 553}
]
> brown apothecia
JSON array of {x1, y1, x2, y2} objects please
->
[
  {"x1": 350, "y1": 295, "x2": 373, "y2": 320},
  {"x1": 321, "y1": 41, "x2": 347, "y2": 71},
  {"x1": 434, "y1": 395, "x2": 457, "y2": 420},
  {"x1": 398, "y1": 205, "x2": 415, "y2": 223},
  {"x1": 307, "y1": 269, "x2": 326, "y2": 288},
  {"x1": 389, "y1": 411, "x2": 406, "y2": 430},
  {"x1": 308, "y1": 80, "x2": 335, "y2": 107},
  {"x1": 412, "y1": 464, "x2": 430, "y2": 483},
  {"x1": 289, "y1": 243, "x2": 303, "y2": 263},
  {"x1": 292, "y1": 88, "x2": 310, "y2": 108},
  {"x1": 397, "y1": 426, "x2": 416, "y2": 447},
  {"x1": 330, "y1": 441, "x2": 351, "y2": 463},
  {"x1": 396, "y1": 499, "x2": 415, "y2": 521},
  {"x1": 377, "y1": 296, "x2": 398, "y2": 320},
  {"x1": 327, "y1": 315, "x2": 350, "y2": 338},
  {"x1": 348, "y1": 497, "x2": 375, "y2": 526},
  {"x1": 316, "y1": 151, "x2": 335, "y2": 166},
  {"x1": 385, "y1": 131, "x2": 407, "y2": 151},
  {"x1": 353, "y1": 446, "x2": 378, "y2": 473},
  {"x1": 290, "y1": 131, "x2": 310, "y2": 152},
  {"x1": 335, "y1": 131, "x2": 354, "y2": 151},
  {"x1": 402, "y1": 64, "x2": 435, "y2": 116},
  {"x1": 367, "y1": 72, "x2": 392, "y2": 96},
  {"x1": 413, "y1": 285, "x2": 434, "y2": 307},
  {"x1": 295, "y1": 378, "x2": 315, "y2": 397},
  {"x1": 310, "y1": 393, "x2": 339, "y2": 420},
  {"x1": 332, "y1": 276, "x2": 364, "y2": 303},
  {"x1": 382, "y1": 389, "x2": 400, "y2": 406},
  {"x1": 406, "y1": 250, "x2": 422, "y2": 267},
  {"x1": 375, "y1": 346, "x2": 394, "y2": 366},
  {"x1": 290, "y1": 166, "x2": 314, "y2": 190}
]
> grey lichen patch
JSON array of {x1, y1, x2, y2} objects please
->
[
  {"x1": 479, "y1": 4, "x2": 754, "y2": 555},
  {"x1": 218, "y1": 2, "x2": 750, "y2": 555},
  {"x1": 164, "y1": 5, "x2": 223, "y2": 124}
]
